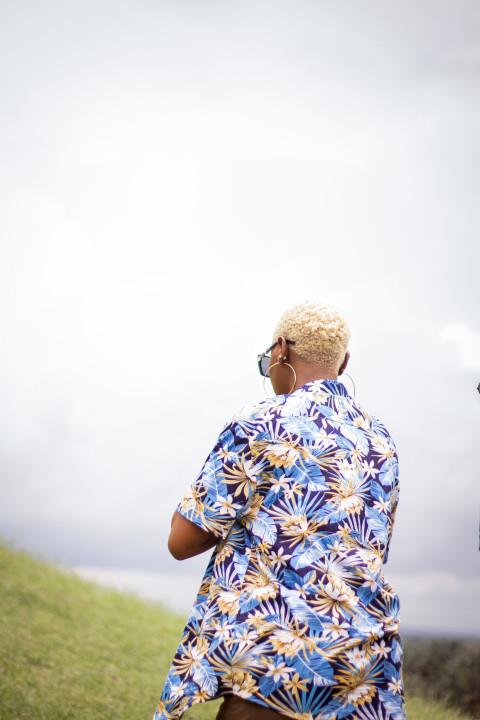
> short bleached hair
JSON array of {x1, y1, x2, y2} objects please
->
[{"x1": 273, "y1": 300, "x2": 351, "y2": 371}]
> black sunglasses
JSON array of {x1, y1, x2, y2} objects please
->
[{"x1": 257, "y1": 340, "x2": 295, "y2": 377}]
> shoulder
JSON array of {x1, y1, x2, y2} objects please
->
[
  {"x1": 340, "y1": 396, "x2": 399, "y2": 457},
  {"x1": 220, "y1": 398, "x2": 277, "y2": 442},
  {"x1": 346, "y1": 395, "x2": 394, "y2": 437},
  {"x1": 366, "y1": 408, "x2": 398, "y2": 453},
  {"x1": 216, "y1": 395, "x2": 289, "y2": 445},
  {"x1": 206, "y1": 399, "x2": 277, "y2": 457},
  {"x1": 228, "y1": 396, "x2": 281, "y2": 424},
  {"x1": 362, "y1": 408, "x2": 399, "y2": 470}
]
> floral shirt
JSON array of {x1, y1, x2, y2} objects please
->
[{"x1": 154, "y1": 380, "x2": 405, "y2": 720}]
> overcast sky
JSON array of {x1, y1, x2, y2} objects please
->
[{"x1": 1, "y1": 0, "x2": 479, "y2": 636}]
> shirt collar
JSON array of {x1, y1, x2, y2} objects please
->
[{"x1": 297, "y1": 378, "x2": 351, "y2": 398}]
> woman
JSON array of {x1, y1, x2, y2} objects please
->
[{"x1": 154, "y1": 301, "x2": 405, "y2": 720}]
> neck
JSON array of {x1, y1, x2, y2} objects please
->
[{"x1": 293, "y1": 361, "x2": 338, "y2": 390}]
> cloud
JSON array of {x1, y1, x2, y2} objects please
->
[
  {"x1": 388, "y1": 572, "x2": 480, "y2": 637},
  {"x1": 1, "y1": 0, "x2": 479, "y2": 637},
  {"x1": 441, "y1": 323, "x2": 480, "y2": 372}
]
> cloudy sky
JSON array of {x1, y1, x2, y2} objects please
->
[{"x1": 1, "y1": 0, "x2": 479, "y2": 635}]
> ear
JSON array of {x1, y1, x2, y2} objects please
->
[
  {"x1": 338, "y1": 350, "x2": 350, "y2": 376},
  {"x1": 277, "y1": 336, "x2": 289, "y2": 360}
]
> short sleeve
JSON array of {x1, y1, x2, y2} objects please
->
[{"x1": 176, "y1": 421, "x2": 258, "y2": 540}]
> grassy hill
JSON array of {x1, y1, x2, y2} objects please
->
[{"x1": 0, "y1": 542, "x2": 471, "y2": 720}]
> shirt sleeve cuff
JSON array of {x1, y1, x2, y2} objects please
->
[{"x1": 175, "y1": 501, "x2": 227, "y2": 540}]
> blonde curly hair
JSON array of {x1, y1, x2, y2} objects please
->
[{"x1": 272, "y1": 300, "x2": 350, "y2": 372}]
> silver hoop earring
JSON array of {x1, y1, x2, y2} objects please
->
[
  {"x1": 339, "y1": 372, "x2": 356, "y2": 399},
  {"x1": 263, "y1": 361, "x2": 297, "y2": 397}
]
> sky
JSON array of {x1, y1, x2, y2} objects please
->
[{"x1": 1, "y1": 0, "x2": 479, "y2": 636}]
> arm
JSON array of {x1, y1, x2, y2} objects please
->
[{"x1": 168, "y1": 510, "x2": 219, "y2": 560}]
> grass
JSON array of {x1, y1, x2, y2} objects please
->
[
  {"x1": 403, "y1": 636, "x2": 480, "y2": 718},
  {"x1": 405, "y1": 697, "x2": 470, "y2": 720},
  {"x1": 0, "y1": 542, "x2": 472, "y2": 720},
  {"x1": 0, "y1": 542, "x2": 219, "y2": 719}
]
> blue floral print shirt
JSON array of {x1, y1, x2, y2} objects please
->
[{"x1": 154, "y1": 380, "x2": 405, "y2": 720}]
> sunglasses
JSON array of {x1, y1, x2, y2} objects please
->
[{"x1": 257, "y1": 340, "x2": 295, "y2": 377}]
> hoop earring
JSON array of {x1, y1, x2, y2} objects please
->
[
  {"x1": 263, "y1": 361, "x2": 297, "y2": 397},
  {"x1": 339, "y1": 372, "x2": 356, "y2": 399}
]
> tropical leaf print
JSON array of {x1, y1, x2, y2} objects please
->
[{"x1": 154, "y1": 380, "x2": 405, "y2": 720}]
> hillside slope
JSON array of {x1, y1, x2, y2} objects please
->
[
  {"x1": 0, "y1": 542, "x2": 220, "y2": 719},
  {"x1": 0, "y1": 543, "x2": 470, "y2": 720}
]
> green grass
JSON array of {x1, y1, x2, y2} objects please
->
[
  {"x1": 405, "y1": 696, "x2": 470, "y2": 720},
  {"x1": 0, "y1": 542, "x2": 472, "y2": 720},
  {"x1": 0, "y1": 542, "x2": 219, "y2": 719}
]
